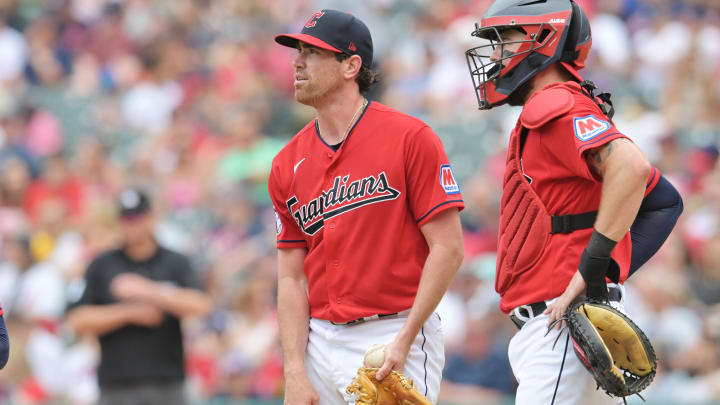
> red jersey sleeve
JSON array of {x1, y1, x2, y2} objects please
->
[
  {"x1": 404, "y1": 126, "x2": 465, "y2": 227},
  {"x1": 268, "y1": 161, "x2": 307, "y2": 249},
  {"x1": 544, "y1": 97, "x2": 627, "y2": 182},
  {"x1": 540, "y1": 105, "x2": 662, "y2": 202}
]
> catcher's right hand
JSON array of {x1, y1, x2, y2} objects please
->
[{"x1": 346, "y1": 367, "x2": 432, "y2": 405}]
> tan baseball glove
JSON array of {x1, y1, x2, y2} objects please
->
[{"x1": 346, "y1": 367, "x2": 432, "y2": 405}]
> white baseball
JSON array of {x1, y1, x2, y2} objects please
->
[{"x1": 364, "y1": 343, "x2": 386, "y2": 368}]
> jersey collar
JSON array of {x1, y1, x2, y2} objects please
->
[{"x1": 314, "y1": 100, "x2": 372, "y2": 152}]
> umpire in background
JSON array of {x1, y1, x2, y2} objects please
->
[{"x1": 67, "y1": 188, "x2": 212, "y2": 405}]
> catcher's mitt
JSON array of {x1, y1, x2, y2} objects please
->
[
  {"x1": 564, "y1": 299, "x2": 657, "y2": 400},
  {"x1": 346, "y1": 367, "x2": 432, "y2": 405}
]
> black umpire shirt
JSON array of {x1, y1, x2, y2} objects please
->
[{"x1": 72, "y1": 246, "x2": 202, "y2": 387}]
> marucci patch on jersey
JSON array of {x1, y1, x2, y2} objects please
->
[
  {"x1": 439, "y1": 164, "x2": 460, "y2": 195},
  {"x1": 573, "y1": 115, "x2": 611, "y2": 141}
]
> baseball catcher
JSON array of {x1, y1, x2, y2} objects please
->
[{"x1": 464, "y1": 0, "x2": 682, "y2": 403}]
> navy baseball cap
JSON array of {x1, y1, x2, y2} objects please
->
[
  {"x1": 117, "y1": 188, "x2": 151, "y2": 218},
  {"x1": 275, "y1": 9, "x2": 373, "y2": 67}
]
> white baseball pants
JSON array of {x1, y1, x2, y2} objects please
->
[
  {"x1": 304, "y1": 312, "x2": 444, "y2": 405},
  {"x1": 509, "y1": 286, "x2": 627, "y2": 405}
]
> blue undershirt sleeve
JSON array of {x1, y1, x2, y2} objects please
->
[{"x1": 628, "y1": 175, "x2": 683, "y2": 276}]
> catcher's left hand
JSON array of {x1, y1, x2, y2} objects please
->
[
  {"x1": 563, "y1": 299, "x2": 657, "y2": 400},
  {"x1": 346, "y1": 367, "x2": 432, "y2": 405}
]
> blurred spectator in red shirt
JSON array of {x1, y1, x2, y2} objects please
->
[{"x1": 23, "y1": 154, "x2": 85, "y2": 224}]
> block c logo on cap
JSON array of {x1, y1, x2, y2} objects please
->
[
  {"x1": 440, "y1": 164, "x2": 460, "y2": 195},
  {"x1": 305, "y1": 11, "x2": 325, "y2": 28}
]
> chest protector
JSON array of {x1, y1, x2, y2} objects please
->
[
  {"x1": 495, "y1": 126, "x2": 552, "y2": 294},
  {"x1": 495, "y1": 83, "x2": 609, "y2": 294}
]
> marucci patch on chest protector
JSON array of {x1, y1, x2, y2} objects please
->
[{"x1": 286, "y1": 172, "x2": 401, "y2": 235}]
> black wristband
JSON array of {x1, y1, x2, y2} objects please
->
[
  {"x1": 578, "y1": 230, "x2": 619, "y2": 300},
  {"x1": 586, "y1": 229, "x2": 617, "y2": 258},
  {"x1": 578, "y1": 250, "x2": 610, "y2": 300}
]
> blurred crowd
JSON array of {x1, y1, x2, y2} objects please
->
[{"x1": 0, "y1": 0, "x2": 717, "y2": 404}]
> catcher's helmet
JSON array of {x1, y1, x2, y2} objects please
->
[{"x1": 465, "y1": 0, "x2": 591, "y2": 109}]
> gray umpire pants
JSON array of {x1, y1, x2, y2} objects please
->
[{"x1": 99, "y1": 381, "x2": 186, "y2": 405}]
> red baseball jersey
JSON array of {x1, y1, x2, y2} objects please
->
[
  {"x1": 269, "y1": 101, "x2": 464, "y2": 323},
  {"x1": 498, "y1": 81, "x2": 660, "y2": 312}
]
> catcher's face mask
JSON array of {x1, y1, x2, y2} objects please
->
[
  {"x1": 465, "y1": 0, "x2": 593, "y2": 110},
  {"x1": 465, "y1": 22, "x2": 559, "y2": 110}
]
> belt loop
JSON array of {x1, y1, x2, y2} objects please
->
[{"x1": 608, "y1": 284, "x2": 623, "y2": 302}]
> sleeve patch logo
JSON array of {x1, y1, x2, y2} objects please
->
[
  {"x1": 573, "y1": 115, "x2": 611, "y2": 141},
  {"x1": 440, "y1": 164, "x2": 460, "y2": 195},
  {"x1": 274, "y1": 209, "x2": 282, "y2": 235}
]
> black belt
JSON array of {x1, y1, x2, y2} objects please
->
[
  {"x1": 550, "y1": 211, "x2": 597, "y2": 234},
  {"x1": 330, "y1": 309, "x2": 410, "y2": 326},
  {"x1": 510, "y1": 286, "x2": 623, "y2": 330}
]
